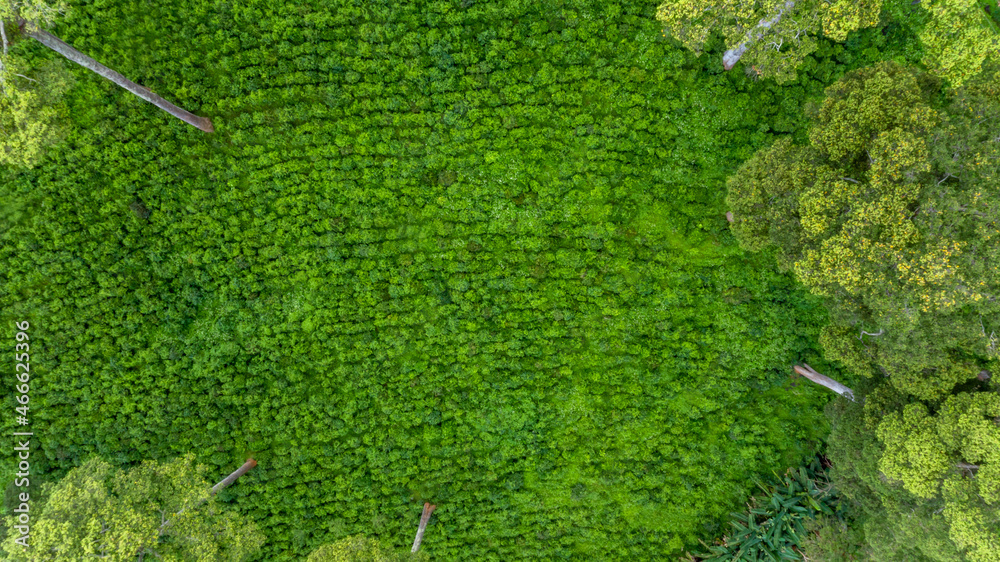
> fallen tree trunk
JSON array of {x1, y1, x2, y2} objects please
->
[
  {"x1": 411, "y1": 502, "x2": 437, "y2": 554},
  {"x1": 24, "y1": 27, "x2": 214, "y2": 132},
  {"x1": 212, "y1": 457, "x2": 258, "y2": 494},
  {"x1": 794, "y1": 363, "x2": 857, "y2": 402}
]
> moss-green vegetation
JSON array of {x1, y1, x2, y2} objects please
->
[{"x1": 0, "y1": 0, "x2": 966, "y2": 559}]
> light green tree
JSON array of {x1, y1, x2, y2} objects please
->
[
  {"x1": 1, "y1": 0, "x2": 70, "y2": 168},
  {"x1": 0, "y1": 0, "x2": 65, "y2": 30},
  {"x1": 0, "y1": 54, "x2": 72, "y2": 168},
  {"x1": 307, "y1": 535, "x2": 427, "y2": 562},
  {"x1": 655, "y1": 0, "x2": 1000, "y2": 87},
  {"x1": 1, "y1": 0, "x2": 213, "y2": 167},
  {"x1": 656, "y1": 0, "x2": 833, "y2": 84},
  {"x1": 308, "y1": 503, "x2": 434, "y2": 562},
  {"x1": 0, "y1": 454, "x2": 264, "y2": 561},
  {"x1": 918, "y1": 0, "x2": 1000, "y2": 90}
]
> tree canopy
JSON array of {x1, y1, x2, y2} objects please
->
[
  {"x1": 307, "y1": 535, "x2": 426, "y2": 562},
  {"x1": 1, "y1": 0, "x2": 70, "y2": 167},
  {"x1": 0, "y1": 55, "x2": 72, "y2": 168},
  {"x1": 0, "y1": 0, "x2": 66, "y2": 31},
  {"x1": 825, "y1": 381, "x2": 1000, "y2": 561},
  {"x1": 8, "y1": 0, "x2": 996, "y2": 558},
  {"x1": 728, "y1": 59, "x2": 1000, "y2": 400},
  {"x1": 918, "y1": 0, "x2": 1000, "y2": 90},
  {"x1": 0, "y1": 454, "x2": 264, "y2": 561},
  {"x1": 656, "y1": 0, "x2": 1000, "y2": 88},
  {"x1": 727, "y1": 57, "x2": 1000, "y2": 561}
]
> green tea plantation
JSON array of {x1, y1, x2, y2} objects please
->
[{"x1": 0, "y1": 0, "x2": 922, "y2": 558}]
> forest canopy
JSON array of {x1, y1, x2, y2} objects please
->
[{"x1": 728, "y1": 58, "x2": 1000, "y2": 561}]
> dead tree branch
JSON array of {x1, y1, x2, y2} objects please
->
[{"x1": 858, "y1": 328, "x2": 884, "y2": 341}]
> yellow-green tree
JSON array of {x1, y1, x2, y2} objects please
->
[
  {"x1": 307, "y1": 535, "x2": 427, "y2": 562},
  {"x1": 656, "y1": 0, "x2": 834, "y2": 84},
  {"x1": 728, "y1": 59, "x2": 1000, "y2": 400},
  {"x1": 655, "y1": 0, "x2": 1000, "y2": 87},
  {"x1": 0, "y1": 454, "x2": 264, "y2": 561},
  {"x1": 0, "y1": 51, "x2": 72, "y2": 169},
  {"x1": 0, "y1": 0, "x2": 68, "y2": 167},
  {"x1": 0, "y1": 56, "x2": 73, "y2": 168},
  {"x1": 919, "y1": 0, "x2": 1000, "y2": 90},
  {"x1": 1, "y1": 0, "x2": 213, "y2": 167},
  {"x1": 825, "y1": 381, "x2": 1000, "y2": 561}
]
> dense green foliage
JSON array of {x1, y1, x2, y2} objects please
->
[
  {"x1": 798, "y1": 509, "x2": 870, "y2": 561},
  {"x1": 0, "y1": 0, "x2": 947, "y2": 559},
  {"x1": 692, "y1": 455, "x2": 845, "y2": 561}
]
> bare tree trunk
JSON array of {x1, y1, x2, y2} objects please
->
[
  {"x1": 1, "y1": 20, "x2": 9, "y2": 57},
  {"x1": 212, "y1": 458, "x2": 257, "y2": 494},
  {"x1": 411, "y1": 502, "x2": 436, "y2": 554},
  {"x1": 723, "y1": 1, "x2": 797, "y2": 70},
  {"x1": 24, "y1": 28, "x2": 214, "y2": 132},
  {"x1": 794, "y1": 363, "x2": 857, "y2": 402}
]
